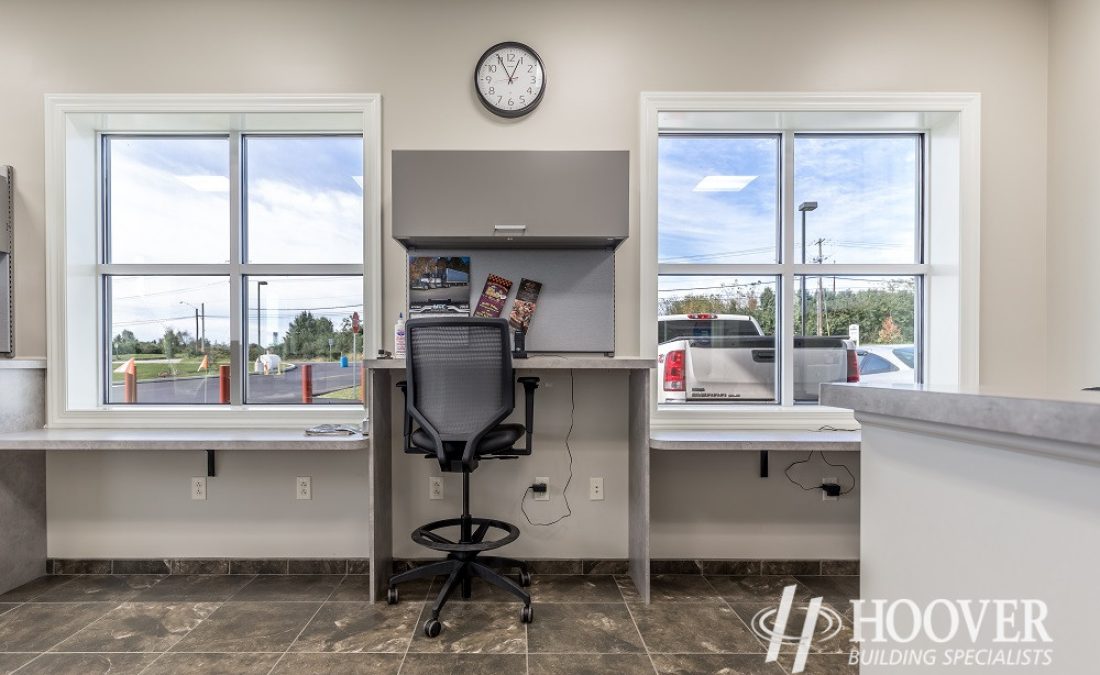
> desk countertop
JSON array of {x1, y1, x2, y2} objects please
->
[
  {"x1": 650, "y1": 429, "x2": 860, "y2": 451},
  {"x1": 0, "y1": 428, "x2": 369, "y2": 451},
  {"x1": 365, "y1": 356, "x2": 655, "y2": 370}
]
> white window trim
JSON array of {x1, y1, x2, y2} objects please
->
[
  {"x1": 45, "y1": 94, "x2": 383, "y2": 429},
  {"x1": 640, "y1": 92, "x2": 981, "y2": 430}
]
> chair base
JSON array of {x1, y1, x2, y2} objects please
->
[{"x1": 387, "y1": 553, "x2": 533, "y2": 636}]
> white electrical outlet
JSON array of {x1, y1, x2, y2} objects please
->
[
  {"x1": 823, "y1": 476, "x2": 838, "y2": 502},
  {"x1": 589, "y1": 477, "x2": 605, "y2": 500},
  {"x1": 296, "y1": 476, "x2": 312, "y2": 500},
  {"x1": 191, "y1": 477, "x2": 207, "y2": 501},
  {"x1": 534, "y1": 476, "x2": 550, "y2": 501},
  {"x1": 429, "y1": 477, "x2": 444, "y2": 500}
]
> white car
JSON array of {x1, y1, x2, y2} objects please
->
[{"x1": 856, "y1": 344, "x2": 915, "y2": 384}]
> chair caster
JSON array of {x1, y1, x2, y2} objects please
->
[
  {"x1": 424, "y1": 618, "x2": 442, "y2": 638},
  {"x1": 519, "y1": 570, "x2": 532, "y2": 587},
  {"x1": 521, "y1": 605, "x2": 534, "y2": 623},
  {"x1": 386, "y1": 587, "x2": 399, "y2": 605}
]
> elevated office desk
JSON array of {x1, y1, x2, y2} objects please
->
[{"x1": 365, "y1": 356, "x2": 655, "y2": 602}]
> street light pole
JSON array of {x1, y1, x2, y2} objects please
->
[
  {"x1": 256, "y1": 281, "x2": 268, "y2": 351},
  {"x1": 798, "y1": 202, "x2": 818, "y2": 334}
]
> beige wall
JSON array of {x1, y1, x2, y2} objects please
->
[
  {"x1": 1047, "y1": 0, "x2": 1100, "y2": 399},
  {"x1": 0, "y1": 0, "x2": 1052, "y2": 558}
]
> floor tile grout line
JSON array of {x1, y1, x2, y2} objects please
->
[
  {"x1": 616, "y1": 577, "x2": 661, "y2": 675},
  {"x1": 703, "y1": 575, "x2": 799, "y2": 674},
  {"x1": 263, "y1": 573, "x2": 345, "y2": 675},
  {"x1": 395, "y1": 582, "x2": 424, "y2": 675},
  {"x1": 134, "y1": 598, "x2": 230, "y2": 675},
  {"x1": 8, "y1": 594, "x2": 131, "y2": 675}
]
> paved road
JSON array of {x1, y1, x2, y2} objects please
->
[{"x1": 108, "y1": 361, "x2": 363, "y2": 405}]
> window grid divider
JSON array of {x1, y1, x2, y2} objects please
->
[
  {"x1": 780, "y1": 130, "x2": 796, "y2": 406},
  {"x1": 228, "y1": 131, "x2": 244, "y2": 406}
]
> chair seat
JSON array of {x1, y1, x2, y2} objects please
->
[{"x1": 410, "y1": 423, "x2": 526, "y2": 456}]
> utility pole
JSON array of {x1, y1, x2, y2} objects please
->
[
  {"x1": 815, "y1": 238, "x2": 826, "y2": 336},
  {"x1": 200, "y1": 303, "x2": 206, "y2": 354},
  {"x1": 798, "y1": 202, "x2": 818, "y2": 335}
]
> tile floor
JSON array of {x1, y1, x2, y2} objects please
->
[{"x1": 0, "y1": 572, "x2": 859, "y2": 674}]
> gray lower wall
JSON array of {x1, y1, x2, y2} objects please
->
[{"x1": 0, "y1": 366, "x2": 46, "y2": 592}]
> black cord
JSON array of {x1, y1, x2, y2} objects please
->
[
  {"x1": 521, "y1": 369, "x2": 574, "y2": 526},
  {"x1": 784, "y1": 450, "x2": 857, "y2": 495}
]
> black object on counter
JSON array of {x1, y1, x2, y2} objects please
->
[{"x1": 512, "y1": 329, "x2": 528, "y2": 359}]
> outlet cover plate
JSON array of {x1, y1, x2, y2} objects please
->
[
  {"x1": 589, "y1": 477, "x2": 605, "y2": 500},
  {"x1": 297, "y1": 476, "x2": 312, "y2": 500},
  {"x1": 191, "y1": 477, "x2": 207, "y2": 501},
  {"x1": 429, "y1": 477, "x2": 444, "y2": 500},
  {"x1": 534, "y1": 476, "x2": 550, "y2": 501}
]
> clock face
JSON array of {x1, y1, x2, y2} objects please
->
[{"x1": 474, "y1": 42, "x2": 545, "y2": 118}]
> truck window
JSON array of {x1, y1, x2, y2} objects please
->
[{"x1": 658, "y1": 319, "x2": 761, "y2": 343}]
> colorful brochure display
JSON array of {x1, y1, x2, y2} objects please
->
[
  {"x1": 508, "y1": 278, "x2": 543, "y2": 333},
  {"x1": 473, "y1": 274, "x2": 514, "y2": 318}
]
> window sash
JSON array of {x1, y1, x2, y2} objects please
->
[
  {"x1": 98, "y1": 132, "x2": 365, "y2": 408},
  {"x1": 657, "y1": 131, "x2": 928, "y2": 408}
]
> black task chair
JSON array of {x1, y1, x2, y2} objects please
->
[{"x1": 386, "y1": 317, "x2": 540, "y2": 638}]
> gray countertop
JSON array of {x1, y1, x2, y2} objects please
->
[
  {"x1": 365, "y1": 356, "x2": 655, "y2": 370},
  {"x1": 650, "y1": 429, "x2": 860, "y2": 451},
  {"x1": 822, "y1": 383, "x2": 1100, "y2": 448},
  {"x1": 0, "y1": 428, "x2": 369, "y2": 451}
]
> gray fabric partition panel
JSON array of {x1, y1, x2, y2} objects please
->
[{"x1": 407, "y1": 248, "x2": 614, "y2": 353}]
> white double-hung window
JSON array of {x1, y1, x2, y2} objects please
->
[
  {"x1": 641, "y1": 94, "x2": 980, "y2": 429},
  {"x1": 46, "y1": 95, "x2": 382, "y2": 428}
]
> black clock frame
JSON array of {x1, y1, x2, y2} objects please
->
[{"x1": 473, "y1": 41, "x2": 546, "y2": 119}]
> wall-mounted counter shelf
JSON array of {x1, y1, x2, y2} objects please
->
[{"x1": 0, "y1": 428, "x2": 369, "y2": 452}]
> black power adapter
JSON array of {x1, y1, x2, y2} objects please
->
[
  {"x1": 530, "y1": 482, "x2": 548, "y2": 495},
  {"x1": 821, "y1": 483, "x2": 842, "y2": 497}
]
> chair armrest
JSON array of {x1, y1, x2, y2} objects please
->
[
  {"x1": 518, "y1": 377, "x2": 540, "y2": 451},
  {"x1": 395, "y1": 380, "x2": 412, "y2": 452}
]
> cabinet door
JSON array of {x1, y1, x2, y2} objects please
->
[{"x1": 392, "y1": 151, "x2": 627, "y2": 242}]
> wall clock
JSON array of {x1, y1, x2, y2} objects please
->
[{"x1": 474, "y1": 42, "x2": 545, "y2": 118}]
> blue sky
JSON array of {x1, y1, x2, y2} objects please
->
[
  {"x1": 658, "y1": 134, "x2": 920, "y2": 324},
  {"x1": 107, "y1": 135, "x2": 363, "y2": 346},
  {"x1": 658, "y1": 134, "x2": 920, "y2": 266}
]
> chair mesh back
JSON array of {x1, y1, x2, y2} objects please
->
[{"x1": 408, "y1": 320, "x2": 512, "y2": 436}]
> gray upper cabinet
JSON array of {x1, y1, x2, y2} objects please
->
[{"x1": 392, "y1": 150, "x2": 628, "y2": 248}]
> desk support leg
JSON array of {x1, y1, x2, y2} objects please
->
[
  {"x1": 627, "y1": 369, "x2": 651, "y2": 604},
  {"x1": 368, "y1": 368, "x2": 393, "y2": 603}
]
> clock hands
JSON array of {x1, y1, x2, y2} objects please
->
[{"x1": 497, "y1": 55, "x2": 514, "y2": 84}]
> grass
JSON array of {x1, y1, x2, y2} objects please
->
[
  {"x1": 111, "y1": 355, "x2": 228, "y2": 383},
  {"x1": 318, "y1": 386, "x2": 363, "y2": 401}
]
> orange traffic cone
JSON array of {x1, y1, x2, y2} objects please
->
[{"x1": 198, "y1": 354, "x2": 209, "y2": 372}]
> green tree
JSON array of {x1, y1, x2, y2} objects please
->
[
  {"x1": 285, "y1": 311, "x2": 336, "y2": 358},
  {"x1": 112, "y1": 330, "x2": 139, "y2": 356}
]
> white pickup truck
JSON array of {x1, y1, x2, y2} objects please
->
[{"x1": 657, "y1": 314, "x2": 860, "y2": 403}]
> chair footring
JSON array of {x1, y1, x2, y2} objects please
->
[{"x1": 411, "y1": 517, "x2": 520, "y2": 552}]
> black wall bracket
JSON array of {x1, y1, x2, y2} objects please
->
[
  {"x1": 206, "y1": 449, "x2": 216, "y2": 478},
  {"x1": 759, "y1": 450, "x2": 769, "y2": 478}
]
